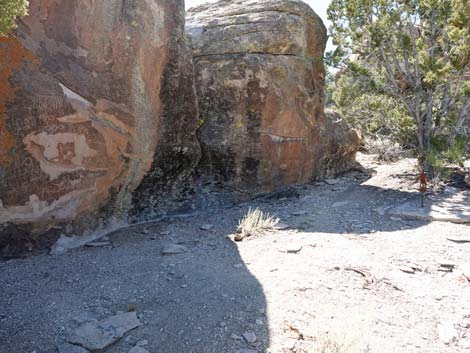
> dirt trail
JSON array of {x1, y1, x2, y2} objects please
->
[{"x1": 1, "y1": 154, "x2": 469, "y2": 353}]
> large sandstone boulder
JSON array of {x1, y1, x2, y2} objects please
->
[
  {"x1": 317, "y1": 110, "x2": 360, "y2": 177},
  {"x1": 186, "y1": 0, "x2": 358, "y2": 194},
  {"x1": 0, "y1": 0, "x2": 200, "y2": 257}
]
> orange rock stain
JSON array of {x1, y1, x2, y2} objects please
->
[{"x1": 0, "y1": 36, "x2": 39, "y2": 165}]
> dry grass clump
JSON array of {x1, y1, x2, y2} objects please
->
[
  {"x1": 317, "y1": 332, "x2": 369, "y2": 353},
  {"x1": 235, "y1": 207, "x2": 279, "y2": 241}
]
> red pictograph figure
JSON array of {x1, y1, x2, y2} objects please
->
[{"x1": 419, "y1": 171, "x2": 427, "y2": 207}]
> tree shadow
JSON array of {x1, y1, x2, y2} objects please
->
[
  {"x1": 0, "y1": 219, "x2": 269, "y2": 353},
  {"x1": 259, "y1": 167, "x2": 469, "y2": 237},
  {"x1": 253, "y1": 172, "x2": 434, "y2": 235}
]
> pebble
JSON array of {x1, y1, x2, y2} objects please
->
[
  {"x1": 58, "y1": 343, "x2": 89, "y2": 353},
  {"x1": 276, "y1": 222, "x2": 290, "y2": 230},
  {"x1": 200, "y1": 224, "x2": 214, "y2": 230},
  {"x1": 230, "y1": 333, "x2": 243, "y2": 340},
  {"x1": 85, "y1": 242, "x2": 112, "y2": 247},
  {"x1": 161, "y1": 244, "x2": 188, "y2": 255},
  {"x1": 243, "y1": 331, "x2": 257, "y2": 343},
  {"x1": 67, "y1": 312, "x2": 142, "y2": 350},
  {"x1": 399, "y1": 266, "x2": 416, "y2": 274},
  {"x1": 324, "y1": 178, "x2": 340, "y2": 185},
  {"x1": 129, "y1": 347, "x2": 150, "y2": 353},
  {"x1": 235, "y1": 349, "x2": 258, "y2": 353},
  {"x1": 461, "y1": 263, "x2": 470, "y2": 281},
  {"x1": 285, "y1": 244, "x2": 302, "y2": 254},
  {"x1": 332, "y1": 201, "x2": 351, "y2": 208}
]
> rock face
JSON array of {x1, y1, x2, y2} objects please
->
[
  {"x1": 0, "y1": 0, "x2": 360, "y2": 256},
  {"x1": 187, "y1": 0, "x2": 358, "y2": 193},
  {"x1": 0, "y1": 0, "x2": 200, "y2": 257},
  {"x1": 318, "y1": 110, "x2": 360, "y2": 176}
]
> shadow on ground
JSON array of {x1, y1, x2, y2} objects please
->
[
  {"x1": 257, "y1": 178, "x2": 433, "y2": 236},
  {"x1": 0, "y1": 220, "x2": 269, "y2": 353}
]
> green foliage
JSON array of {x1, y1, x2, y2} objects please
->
[
  {"x1": 331, "y1": 66, "x2": 414, "y2": 145},
  {"x1": 327, "y1": 0, "x2": 470, "y2": 166},
  {"x1": 0, "y1": 0, "x2": 28, "y2": 36},
  {"x1": 430, "y1": 135, "x2": 467, "y2": 168}
]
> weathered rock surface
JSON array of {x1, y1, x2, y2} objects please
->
[
  {"x1": 317, "y1": 110, "x2": 360, "y2": 177},
  {"x1": 0, "y1": 0, "x2": 200, "y2": 257},
  {"x1": 161, "y1": 243, "x2": 188, "y2": 255},
  {"x1": 389, "y1": 191, "x2": 470, "y2": 224},
  {"x1": 187, "y1": 0, "x2": 358, "y2": 193},
  {"x1": 67, "y1": 312, "x2": 141, "y2": 350},
  {"x1": 128, "y1": 347, "x2": 150, "y2": 353},
  {"x1": 57, "y1": 342, "x2": 89, "y2": 353}
]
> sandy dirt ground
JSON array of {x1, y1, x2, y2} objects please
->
[{"x1": 1, "y1": 153, "x2": 469, "y2": 353}]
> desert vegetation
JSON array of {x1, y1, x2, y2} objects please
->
[
  {"x1": 327, "y1": 0, "x2": 470, "y2": 173},
  {"x1": 0, "y1": 0, "x2": 28, "y2": 35}
]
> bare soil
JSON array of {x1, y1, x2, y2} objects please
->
[{"x1": 1, "y1": 153, "x2": 469, "y2": 353}]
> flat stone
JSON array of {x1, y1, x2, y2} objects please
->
[
  {"x1": 58, "y1": 343, "x2": 89, "y2": 353},
  {"x1": 438, "y1": 262, "x2": 456, "y2": 272},
  {"x1": 230, "y1": 333, "x2": 243, "y2": 340},
  {"x1": 324, "y1": 178, "x2": 341, "y2": 185},
  {"x1": 447, "y1": 237, "x2": 470, "y2": 243},
  {"x1": 285, "y1": 244, "x2": 303, "y2": 254},
  {"x1": 243, "y1": 331, "x2": 257, "y2": 343},
  {"x1": 68, "y1": 312, "x2": 142, "y2": 350},
  {"x1": 136, "y1": 340, "x2": 148, "y2": 346},
  {"x1": 276, "y1": 222, "x2": 290, "y2": 230},
  {"x1": 235, "y1": 349, "x2": 258, "y2": 353},
  {"x1": 161, "y1": 244, "x2": 188, "y2": 255},
  {"x1": 399, "y1": 266, "x2": 416, "y2": 274},
  {"x1": 389, "y1": 216, "x2": 402, "y2": 221},
  {"x1": 129, "y1": 347, "x2": 150, "y2": 353},
  {"x1": 200, "y1": 224, "x2": 214, "y2": 230},
  {"x1": 85, "y1": 242, "x2": 112, "y2": 248},
  {"x1": 332, "y1": 201, "x2": 351, "y2": 208}
]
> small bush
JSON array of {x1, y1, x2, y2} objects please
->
[
  {"x1": 236, "y1": 207, "x2": 279, "y2": 240},
  {"x1": 365, "y1": 137, "x2": 403, "y2": 163},
  {"x1": 317, "y1": 331, "x2": 369, "y2": 353}
]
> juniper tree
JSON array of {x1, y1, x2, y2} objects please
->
[
  {"x1": 328, "y1": 0, "x2": 470, "y2": 168},
  {"x1": 0, "y1": 0, "x2": 28, "y2": 35}
]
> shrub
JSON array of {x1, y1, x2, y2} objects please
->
[
  {"x1": 0, "y1": 0, "x2": 29, "y2": 36},
  {"x1": 236, "y1": 207, "x2": 279, "y2": 241}
]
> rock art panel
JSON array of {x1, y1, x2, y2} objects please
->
[
  {"x1": 0, "y1": 0, "x2": 200, "y2": 257},
  {"x1": 187, "y1": 0, "x2": 357, "y2": 193}
]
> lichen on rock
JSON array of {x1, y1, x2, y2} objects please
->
[{"x1": 186, "y1": 0, "x2": 358, "y2": 193}]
